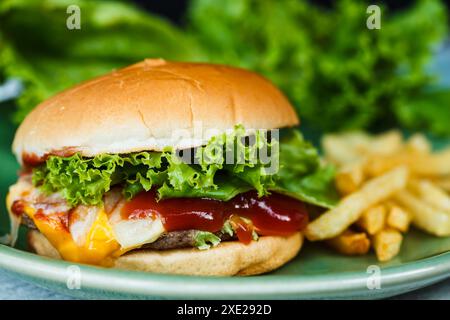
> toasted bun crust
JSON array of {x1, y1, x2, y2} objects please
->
[
  {"x1": 13, "y1": 59, "x2": 299, "y2": 163},
  {"x1": 28, "y1": 230, "x2": 302, "y2": 276}
]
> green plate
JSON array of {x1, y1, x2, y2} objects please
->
[{"x1": 0, "y1": 105, "x2": 449, "y2": 299}]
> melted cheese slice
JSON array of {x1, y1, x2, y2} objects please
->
[
  {"x1": 108, "y1": 200, "x2": 165, "y2": 250},
  {"x1": 7, "y1": 179, "x2": 165, "y2": 266},
  {"x1": 29, "y1": 205, "x2": 120, "y2": 266}
]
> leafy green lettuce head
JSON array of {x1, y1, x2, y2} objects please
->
[
  {"x1": 32, "y1": 126, "x2": 338, "y2": 208},
  {"x1": 0, "y1": 0, "x2": 205, "y2": 122},
  {"x1": 187, "y1": 0, "x2": 449, "y2": 136}
]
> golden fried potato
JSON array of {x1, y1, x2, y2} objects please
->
[
  {"x1": 372, "y1": 228, "x2": 403, "y2": 262},
  {"x1": 408, "y1": 179, "x2": 450, "y2": 213},
  {"x1": 386, "y1": 203, "x2": 411, "y2": 233},
  {"x1": 433, "y1": 177, "x2": 450, "y2": 193},
  {"x1": 335, "y1": 163, "x2": 365, "y2": 195},
  {"x1": 409, "y1": 150, "x2": 450, "y2": 177},
  {"x1": 305, "y1": 166, "x2": 408, "y2": 241},
  {"x1": 356, "y1": 204, "x2": 386, "y2": 235},
  {"x1": 326, "y1": 230, "x2": 371, "y2": 255},
  {"x1": 394, "y1": 190, "x2": 450, "y2": 237},
  {"x1": 406, "y1": 133, "x2": 431, "y2": 154},
  {"x1": 320, "y1": 130, "x2": 449, "y2": 261}
]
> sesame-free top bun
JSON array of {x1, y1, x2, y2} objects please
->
[
  {"x1": 28, "y1": 230, "x2": 303, "y2": 276},
  {"x1": 13, "y1": 59, "x2": 299, "y2": 163}
]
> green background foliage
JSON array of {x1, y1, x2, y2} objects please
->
[{"x1": 0, "y1": 0, "x2": 449, "y2": 135}]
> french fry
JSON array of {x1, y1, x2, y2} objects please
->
[
  {"x1": 394, "y1": 190, "x2": 450, "y2": 237},
  {"x1": 322, "y1": 135, "x2": 363, "y2": 165},
  {"x1": 305, "y1": 166, "x2": 408, "y2": 241},
  {"x1": 372, "y1": 228, "x2": 403, "y2": 262},
  {"x1": 339, "y1": 130, "x2": 402, "y2": 156},
  {"x1": 386, "y1": 203, "x2": 411, "y2": 233},
  {"x1": 322, "y1": 131, "x2": 402, "y2": 166},
  {"x1": 344, "y1": 132, "x2": 378, "y2": 155},
  {"x1": 408, "y1": 179, "x2": 450, "y2": 213},
  {"x1": 335, "y1": 162, "x2": 365, "y2": 195},
  {"x1": 368, "y1": 130, "x2": 403, "y2": 155},
  {"x1": 365, "y1": 150, "x2": 450, "y2": 178},
  {"x1": 326, "y1": 230, "x2": 371, "y2": 255},
  {"x1": 434, "y1": 177, "x2": 450, "y2": 193},
  {"x1": 364, "y1": 153, "x2": 409, "y2": 177},
  {"x1": 410, "y1": 149, "x2": 450, "y2": 177},
  {"x1": 338, "y1": 131, "x2": 372, "y2": 147},
  {"x1": 356, "y1": 204, "x2": 386, "y2": 235},
  {"x1": 321, "y1": 130, "x2": 449, "y2": 260},
  {"x1": 406, "y1": 133, "x2": 431, "y2": 154}
]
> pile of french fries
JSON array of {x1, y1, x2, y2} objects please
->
[{"x1": 305, "y1": 131, "x2": 450, "y2": 262}]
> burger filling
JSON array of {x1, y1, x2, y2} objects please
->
[{"x1": 6, "y1": 127, "x2": 338, "y2": 266}]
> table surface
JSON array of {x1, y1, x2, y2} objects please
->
[{"x1": 0, "y1": 269, "x2": 448, "y2": 300}]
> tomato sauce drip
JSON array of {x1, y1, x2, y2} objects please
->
[
  {"x1": 11, "y1": 200, "x2": 26, "y2": 217},
  {"x1": 34, "y1": 210, "x2": 70, "y2": 232},
  {"x1": 230, "y1": 191, "x2": 309, "y2": 236},
  {"x1": 229, "y1": 215, "x2": 254, "y2": 244},
  {"x1": 121, "y1": 190, "x2": 309, "y2": 242},
  {"x1": 22, "y1": 153, "x2": 48, "y2": 167},
  {"x1": 121, "y1": 190, "x2": 227, "y2": 233},
  {"x1": 22, "y1": 148, "x2": 78, "y2": 167}
]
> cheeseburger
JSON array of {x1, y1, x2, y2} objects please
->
[{"x1": 6, "y1": 59, "x2": 336, "y2": 276}]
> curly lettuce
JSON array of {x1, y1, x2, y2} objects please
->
[
  {"x1": 194, "y1": 231, "x2": 221, "y2": 250},
  {"x1": 274, "y1": 131, "x2": 339, "y2": 208},
  {"x1": 187, "y1": 0, "x2": 449, "y2": 136},
  {"x1": 0, "y1": 0, "x2": 204, "y2": 123},
  {"x1": 32, "y1": 127, "x2": 338, "y2": 208}
]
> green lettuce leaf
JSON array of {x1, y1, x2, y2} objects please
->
[
  {"x1": 194, "y1": 231, "x2": 221, "y2": 250},
  {"x1": 32, "y1": 126, "x2": 338, "y2": 208},
  {"x1": 221, "y1": 220, "x2": 234, "y2": 237},
  {"x1": 0, "y1": 0, "x2": 204, "y2": 122},
  {"x1": 157, "y1": 176, "x2": 252, "y2": 201},
  {"x1": 219, "y1": 218, "x2": 259, "y2": 241},
  {"x1": 272, "y1": 131, "x2": 339, "y2": 208},
  {"x1": 187, "y1": 0, "x2": 449, "y2": 136},
  {"x1": 33, "y1": 126, "x2": 278, "y2": 206},
  {"x1": 395, "y1": 89, "x2": 450, "y2": 136}
]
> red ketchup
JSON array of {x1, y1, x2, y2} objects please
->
[
  {"x1": 121, "y1": 190, "x2": 227, "y2": 232},
  {"x1": 22, "y1": 148, "x2": 78, "y2": 167},
  {"x1": 34, "y1": 210, "x2": 70, "y2": 232},
  {"x1": 121, "y1": 190, "x2": 309, "y2": 244},
  {"x1": 22, "y1": 153, "x2": 48, "y2": 167},
  {"x1": 228, "y1": 215, "x2": 254, "y2": 244},
  {"x1": 11, "y1": 200, "x2": 26, "y2": 217},
  {"x1": 230, "y1": 191, "x2": 309, "y2": 237}
]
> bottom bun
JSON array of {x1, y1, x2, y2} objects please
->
[{"x1": 28, "y1": 230, "x2": 303, "y2": 276}]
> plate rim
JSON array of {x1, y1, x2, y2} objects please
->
[{"x1": 0, "y1": 244, "x2": 449, "y2": 298}]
